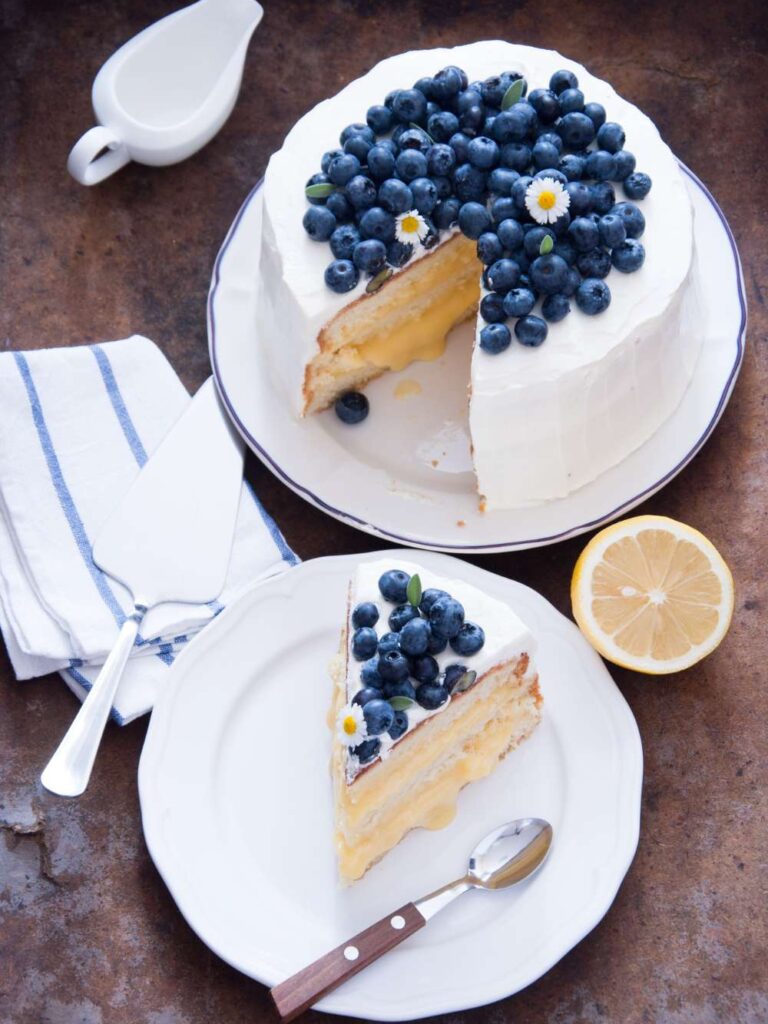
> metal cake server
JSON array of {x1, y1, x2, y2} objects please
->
[
  {"x1": 270, "y1": 817, "x2": 553, "y2": 1022},
  {"x1": 41, "y1": 378, "x2": 244, "y2": 797}
]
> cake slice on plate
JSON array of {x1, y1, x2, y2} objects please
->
[{"x1": 331, "y1": 559, "x2": 541, "y2": 883}]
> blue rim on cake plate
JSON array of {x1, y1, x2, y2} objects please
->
[{"x1": 208, "y1": 165, "x2": 746, "y2": 553}]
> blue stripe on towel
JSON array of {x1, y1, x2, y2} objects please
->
[
  {"x1": 13, "y1": 351, "x2": 129, "y2": 628},
  {"x1": 244, "y1": 479, "x2": 299, "y2": 566},
  {"x1": 91, "y1": 345, "x2": 148, "y2": 466}
]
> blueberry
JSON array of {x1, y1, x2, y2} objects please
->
[
  {"x1": 490, "y1": 109, "x2": 528, "y2": 145},
  {"x1": 481, "y1": 71, "x2": 520, "y2": 107},
  {"x1": 585, "y1": 150, "x2": 617, "y2": 182},
  {"x1": 392, "y1": 88, "x2": 428, "y2": 125},
  {"x1": 512, "y1": 101, "x2": 538, "y2": 135},
  {"x1": 386, "y1": 240, "x2": 413, "y2": 267},
  {"x1": 378, "y1": 569, "x2": 410, "y2": 603},
  {"x1": 326, "y1": 225, "x2": 357, "y2": 261},
  {"x1": 389, "y1": 603, "x2": 420, "y2": 632},
  {"x1": 344, "y1": 135, "x2": 372, "y2": 163},
  {"x1": 542, "y1": 293, "x2": 571, "y2": 322},
  {"x1": 321, "y1": 149, "x2": 344, "y2": 175},
  {"x1": 427, "y1": 143, "x2": 456, "y2": 177},
  {"x1": 352, "y1": 685, "x2": 383, "y2": 707},
  {"x1": 523, "y1": 226, "x2": 556, "y2": 259},
  {"x1": 328, "y1": 153, "x2": 361, "y2": 187},
  {"x1": 467, "y1": 136, "x2": 500, "y2": 170},
  {"x1": 431, "y1": 66, "x2": 463, "y2": 100},
  {"x1": 352, "y1": 626, "x2": 378, "y2": 661},
  {"x1": 503, "y1": 287, "x2": 536, "y2": 317},
  {"x1": 480, "y1": 322, "x2": 512, "y2": 354},
  {"x1": 450, "y1": 621, "x2": 485, "y2": 655},
  {"x1": 397, "y1": 127, "x2": 431, "y2": 153},
  {"x1": 302, "y1": 205, "x2": 336, "y2": 241},
  {"x1": 551, "y1": 210, "x2": 571, "y2": 237},
  {"x1": 584, "y1": 102, "x2": 606, "y2": 130},
  {"x1": 410, "y1": 654, "x2": 440, "y2": 684},
  {"x1": 500, "y1": 142, "x2": 532, "y2": 172},
  {"x1": 347, "y1": 175, "x2": 377, "y2": 210},
  {"x1": 533, "y1": 166, "x2": 568, "y2": 186},
  {"x1": 576, "y1": 277, "x2": 611, "y2": 314},
  {"x1": 377, "y1": 631, "x2": 400, "y2": 654},
  {"x1": 537, "y1": 130, "x2": 564, "y2": 151},
  {"x1": 353, "y1": 238, "x2": 386, "y2": 275},
  {"x1": 565, "y1": 181, "x2": 593, "y2": 215},
  {"x1": 359, "y1": 207, "x2": 396, "y2": 243},
  {"x1": 416, "y1": 684, "x2": 449, "y2": 710},
  {"x1": 528, "y1": 87, "x2": 560, "y2": 123},
  {"x1": 378, "y1": 649, "x2": 410, "y2": 682},
  {"x1": 497, "y1": 217, "x2": 524, "y2": 251},
  {"x1": 558, "y1": 112, "x2": 596, "y2": 150},
  {"x1": 459, "y1": 104, "x2": 485, "y2": 134},
  {"x1": 598, "y1": 213, "x2": 627, "y2": 248},
  {"x1": 491, "y1": 196, "x2": 518, "y2": 225},
  {"x1": 433, "y1": 197, "x2": 461, "y2": 229},
  {"x1": 558, "y1": 87, "x2": 585, "y2": 115},
  {"x1": 421, "y1": 217, "x2": 440, "y2": 249},
  {"x1": 613, "y1": 150, "x2": 636, "y2": 181},
  {"x1": 597, "y1": 122, "x2": 626, "y2": 153},
  {"x1": 396, "y1": 149, "x2": 428, "y2": 182},
  {"x1": 448, "y1": 132, "x2": 472, "y2": 164},
  {"x1": 378, "y1": 179, "x2": 413, "y2": 215},
  {"x1": 432, "y1": 175, "x2": 452, "y2": 199},
  {"x1": 458, "y1": 201, "x2": 492, "y2": 239},
  {"x1": 352, "y1": 602, "x2": 379, "y2": 628},
  {"x1": 611, "y1": 238, "x2": 646, "y2": 272},
  {"x1": 576, "y1": 247, "x2": 612, "y2": 279},
  {"x1": 457, "y1": 87, "x2": 483, "y2": 112},
  {"x1": 327, "y1": 192, "x2": 354, "y2": 227},
  {"x1": 407, "y1": 178, "x2": 438, "y2": 217},
  {"x1": 443, "y1": 663, "x2": 469, "y2": 693},
  {"x1": 384, "y1": 678, "x2": 417, "y2": 701},
  {"x1": 530, "y1": 253, "x2": 569, "y2": 294},
  {"x1": 360, "y1": 656, "x2": 384, "y2": 686},
  {"x1": 429, "y1": 595, "x2": 465, "y2": 638},
  {"x1": 518, "y1": 273, "x2": 539, "y2": 299},
  {"x1": 623, "y1": 172, "x2": 652, "y2": 199},
  {"x1": 568, "y1": 216, "x2": 600, "y2": 252},
  {"x1": 563, "y1": 267, "x2": 582, "y2": 296},
  {"x1": 590, "y1": 181, "x2": 616, "y2": 215},
  {"x1": 453, "y1": 163, "x2": 487, "y2": 202},
  {"x1": 367, "y1": 144, "x2": 396, "y2": 181},
  {"x1": 414, "y1": 76, "x2": 435, "y2": 99},
  {"x1": 559, "y1": 154, "x2": 585, "y2": 182},
  {"x1": 427, "y1": 631, "x2": 448, "y2": 655},
  {"x1": 363, "y1": 698, "x2": 395, "y2": 736},
  {"x1": 352, "y1": 738, "x2": 380, "y2": 763},
  {"x1": 388, "y1": 710, "x2": 409, "y2": 740},
  {"x1": 532, "y1": 140, "x2": 561, "y2": 171},
  {"x1": 419, "y1": 588, "x2": 449, "y2": 613},
  {"x1": 611, "y1": 201, "x2": 645, "y2": 238},
  {"x1": 553, "y1": 237, "x2": 577, "y2": 264},
  {"x1": 515, "y1": 315, "x2": 548, "y2": 346},
  {"x1": 399, "y1": 617, "x2": 431, "y2": 656},
  {"x1": 488, "y1": 167, "x2": 520, "y2": 196},
  {"x1": 366, "y1": 104, "x2": 393, "y2": 134},
  {"x1": 305, "y1": 172, "x2": 333, "y2": 206},
  {"x1": 340, "y1": 123, "x2": 374, "y2": 145},
  {"x1": 549, "y1": 69, "x2": 579, "y2": 95},
  {"x1": 477, "y1": 232, "x2": 504, "y2": 265},
  {"x1": 479, "y1": 292, "x2": 506, "y2": 323},
  {"x1": 325, "y1": 259, "x2": 359, "y2": 294}
]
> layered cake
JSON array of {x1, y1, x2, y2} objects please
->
[
  {"x1": 331, "y1": 560, "x2": 541, "y2": 883},
  {"x1": 260, "y1": 41, "x2": 700, "y2": 509}
]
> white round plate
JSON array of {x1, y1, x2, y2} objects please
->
[
  {"x1": 208, "y1": 166, "x2": 746, "y2": 553},
  {"x1": 139, "y1": 550, "x2": 642, "y2": 1020}
]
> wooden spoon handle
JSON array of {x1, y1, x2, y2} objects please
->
[{"x1": 269, "y1": 902, "x2": 426, "y2": 1022}]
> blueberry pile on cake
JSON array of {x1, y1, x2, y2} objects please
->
[
  {"x1": 261, "y1": 42, "x2": 698, "y2": 508},
  {"x1": 330, "y1": 559, "x2": 540, "y2": 883}
]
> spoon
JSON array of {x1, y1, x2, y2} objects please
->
[{"x1": 270, "y1": 817, "x2": 553, "y2": 1022}]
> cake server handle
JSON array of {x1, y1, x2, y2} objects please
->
[{"x1": 269, "y1": 901, "x2": 426, "y2": 1021}]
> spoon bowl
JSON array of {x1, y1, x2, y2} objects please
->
[{"x1": 469, "y1": 817, "x2": 554, "y2": 890}]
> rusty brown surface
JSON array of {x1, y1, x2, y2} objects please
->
[{"x1": 1, "y1": 1, "x2": 767, "y2": 1021}]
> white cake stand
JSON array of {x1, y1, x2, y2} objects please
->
[{"x1": 208, "y1": 165, "x2": 746, "y2": 553}]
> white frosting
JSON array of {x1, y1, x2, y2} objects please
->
[
  {"x1": 344, "y1": 558, "x2": 534, "y2": 780},
  {"x1": 261, "y1": 41, "x2": 698, "y2": 508}
]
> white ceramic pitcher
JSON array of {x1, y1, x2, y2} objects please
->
[{"x1": 68, "y1": 0, "x2": 263, "y2": 185}]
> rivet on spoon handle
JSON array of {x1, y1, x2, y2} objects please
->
[{"x1": 270, "y1": 902, "x2": 426, "y2": 1022}]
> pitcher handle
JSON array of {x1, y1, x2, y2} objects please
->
[{"x1": 67, "y1": 125, "x2": 130, "y2": 186}]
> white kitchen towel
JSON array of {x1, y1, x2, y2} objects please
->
[{"x1": 0, "y1": 336, "x2": 298, "y2": 723}]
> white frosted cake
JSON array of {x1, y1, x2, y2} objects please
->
[
  {"x1": 331, "y1": 559, "x2": 540, "y2": 882},
  {"x1": 260, "y1": 41, "x2": 699, "y2": 509}
]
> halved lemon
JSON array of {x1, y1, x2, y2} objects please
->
[{"x1": 571, "y1": 515, "x2": 734, "y2": 674}]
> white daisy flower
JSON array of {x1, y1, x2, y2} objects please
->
[
  {"x1": 336, "y1": 703, "x2": 368, "y2": 747},
  {"x1": 525, "y1": 177, "x2": 570, "y2": 225},
  {"x1": 395, "y1": 209, "x2": 429, "y2": 245}
]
